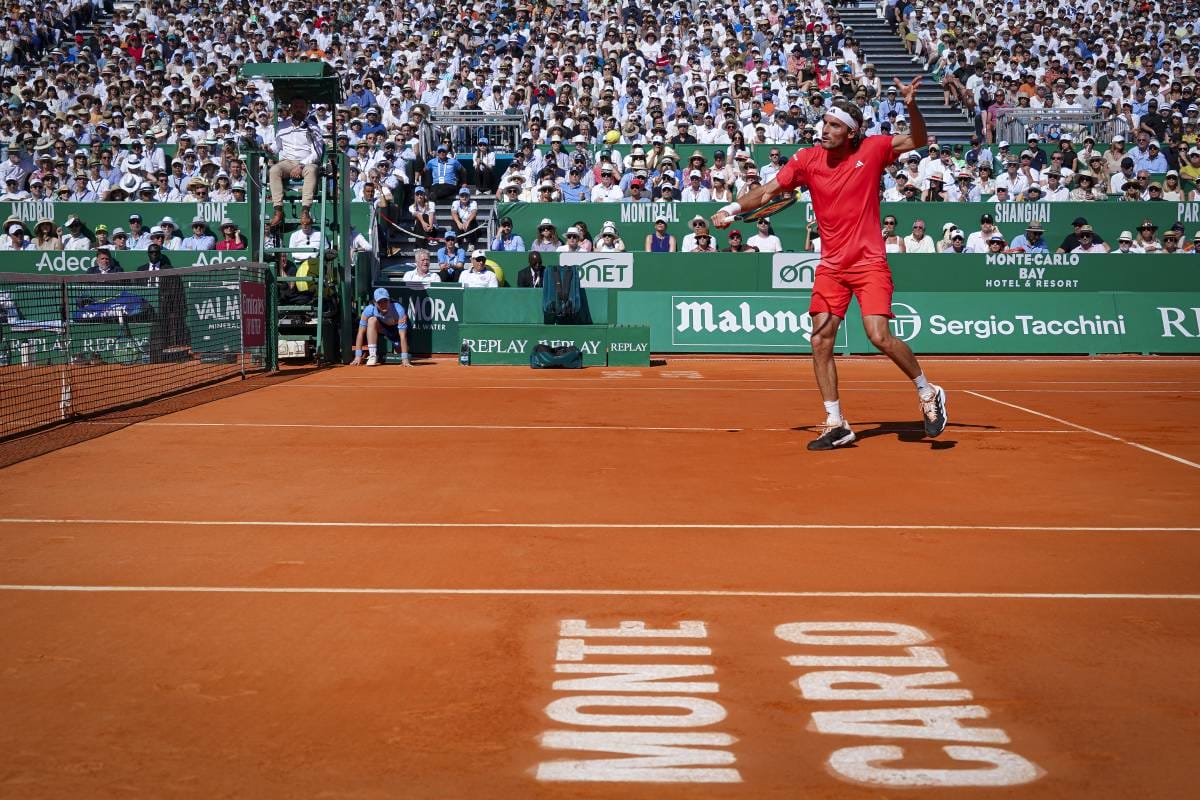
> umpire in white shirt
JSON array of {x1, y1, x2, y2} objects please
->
[{"x1": 267, "y1": 98, "x2": 324, "y2": 227}]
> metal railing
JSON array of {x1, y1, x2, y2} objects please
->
[
  {"x1": 430, "y1": 111, "x2": 527, "y2": 153},
  {"x1": 993, "y1": 109, "x2": 1130, "y2": 146}
]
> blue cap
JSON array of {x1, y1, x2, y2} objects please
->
[
  {"x1": 373, "y1": 288, "x2": 390, "y2": 302},
  {"x1": 478, "y1": 137, "x2": 489, "y2": 145}
]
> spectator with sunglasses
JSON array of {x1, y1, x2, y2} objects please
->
[
  {"x1": 722, "y1": 229, "x2": 758, "y2": 252},
  {"x1": 881, "y1": 217, "x2": 906, "y2": 252},
  {"x1": 489, "y1": 217, "x2": 525, "y2": 252},
  {"x1": 902, "y1": 219, "x2": 935, "y2": 253},
  {"x1": 746, "y1": 217, "x2": 783, "y2": 253}
]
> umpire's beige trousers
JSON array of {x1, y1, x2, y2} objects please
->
[{"x1": 269, "y1": 160, "x2": 319, "y2": 207}]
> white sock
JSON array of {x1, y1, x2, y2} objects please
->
[
  {"x1": 913, "y1": 373, "x2": 930, "y2": 395},
  {"x1": 823, "y1": 400, "x2": 842, "y2": 425},
  {"x1": 368, "y1": 344, "x2": 377, "y2": 357}
]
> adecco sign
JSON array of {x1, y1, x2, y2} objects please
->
[
  {"x1": 561, "y1": 252, "x2": 634, "y2": 288},
  {"x1": 771, "y1": 253, "x2": 818, "y2": 289}
]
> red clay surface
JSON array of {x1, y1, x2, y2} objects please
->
[{"x1": 1, "y1": 357, "x2": 1198, "y2": 798}]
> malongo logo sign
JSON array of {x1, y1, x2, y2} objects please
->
[
  {"x1": 561, "y1": 252, "x2": 634, "y2": 288},
  {"x1": 671, "y1": 294, "x2": 848, "y2": 350}
]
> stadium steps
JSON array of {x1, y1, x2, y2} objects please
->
[
  {"x1": 836, "y1": 7, "x2": 977, "y2": 143},
  {"x1": 380, "y1": 188, "x2": 497, "y2": 280}
]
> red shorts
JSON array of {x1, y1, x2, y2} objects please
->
[{"x1": 809, "y1": 262, "x2": 895, "y2": 319}]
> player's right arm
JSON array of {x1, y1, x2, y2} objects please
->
[{"x1": 711, "y1": 179, "x2": 782, "y2": 229}]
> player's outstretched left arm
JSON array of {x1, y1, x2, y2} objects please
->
[{"x1": 890, "y1": 76, "x2": 928, "y2": 154}]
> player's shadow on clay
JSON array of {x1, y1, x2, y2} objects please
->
[{"x1": 793, "y1": 421, "x2": 996, "y2": 450}]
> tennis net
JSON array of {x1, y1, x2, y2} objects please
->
[{"x1": 0, "y1": 263, "x2": 275, "y2": 439}]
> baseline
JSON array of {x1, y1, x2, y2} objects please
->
[
  {"x1": 1, "y1": 584, "x2": 1197, "y2": 600},
  {"x1": 1, "y1": 518, "x2": 1196, "y2": 532}
]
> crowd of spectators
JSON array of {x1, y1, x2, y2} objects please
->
[
  {"x1": 880, "y1": 212, "x2": 1200, "y2": 254},
  {"x1": 0, "y1": 0, "x2": 1196, "y2": 256},
  {"x1": 894, "y1": 0, "x2": 1200, "y2": 147},
  {"x1": 0, "y1": 209, "x2": 243, "y2": 252}
]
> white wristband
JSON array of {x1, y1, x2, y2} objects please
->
[{"x1": 721, "y1": 202, "x2": 741, "y2": 216}]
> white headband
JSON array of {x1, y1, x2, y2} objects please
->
[{"x1": 825, "y1": 107, "x2": 860, "y2": 132}]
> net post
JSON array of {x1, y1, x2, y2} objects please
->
[
  {"x1": 58, "y1": 278, "x2": 73, "y2": 421},
  {"x1": 266, "y1": 265, "x2": 278, "y2": 372},
  {"x1": 239, "y1": 270, "x2": 247, "y2": 380}
]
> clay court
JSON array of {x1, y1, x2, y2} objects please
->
[{"x1": 1, "y1": 356, "x2": 1198, "y2": 798}]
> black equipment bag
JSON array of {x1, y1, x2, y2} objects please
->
[{"x1": 530, "y1": 343, "x2": 583, "y2": 369}]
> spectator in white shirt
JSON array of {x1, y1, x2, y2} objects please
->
[
  {"x1": 590, "y1": 168, "x2": 624, "y2": 202},
  {"x1": 1042, "y1": 171, "x2": 1070, "y2": 201},
  {"x1": 680, "y1": 170, "x2": 711, "y2": 201},
  {"x1": 61, "y1": 216, "x2": 91, "y2": 250},
  {"x1": 288, "y1": 213, "x2": 324, "y2": 262},
  {"x1": 903, "y1": 220, "x2": 936, "y2": 253},
  {"x1": 965, "y1": 214, "x2": 999, "y2": 253},
  {"x1": 461, "y1": 250, "x2": 499, "y2": 287},
  {"x1": 402, "y1": 249, "x2": 442, "y2": 285},
  {"x1": 0, "y1": 222, "x2": 31, "y2": 250},
  {"x1": 680, "y1": 215, "x2": 710, "y2": 252},
  {"x1": 746, "y1": 217, "x2": 783, "y2": 253}
]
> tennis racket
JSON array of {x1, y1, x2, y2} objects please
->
[{"x1": 733, "y1": 191, "x2": 798, "y2": 223}]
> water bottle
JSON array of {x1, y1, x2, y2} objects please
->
[{"x1": 459, "y1": 341, "x2": 471, "y2": 366}]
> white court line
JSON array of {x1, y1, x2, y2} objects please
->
[
  {"x1": 272, "y1": 381, "x2": 1200, "y2": 393},
  {"x1": 1, "y1": 518, "x2": 1196, "y2": 532},
  {"x1": 310, "y1": 377, "x2": 1200, "y2": 385},
  {"x1": 656, "y1": 357, "x2": 1200, "y2": 364},
  {"x1": 0, "y1": 584, "x2": 1196, "y2": 600},
  {"x1": 966, "y1": 390, "x2": 1200, "y2": 471},
  {"x1": 959, "y1": 389, "x2": 1200, "y2": 394},
  {"x1": 140, "y1": 422, "x2": 745, "y2": 433},
  {"x1": 277, "y1": 383, "x2": 1200, "y2": 394},
  {"x1": 126, "y1": 422, "x2": 1082, "y2": 435}
]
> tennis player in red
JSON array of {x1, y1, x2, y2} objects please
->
[{"x1": 713, "y1": 78, "x2": 947, "y2": 450}]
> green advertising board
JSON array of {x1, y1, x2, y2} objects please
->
[
  {"x1": 610, "y1": 289, "x2": 1200, "y2": 355},
  {"x1": 457, "y1": 323, "x2": 650, "y2": 366},
  {"x1": 0, "y1": 249, "x2": 257, "y2": 275},
  {"x1": 1098, "y1": 293, "x2": 1200, "y2": 355},
  {"x1": 459, "y1": 323, "x2": 609, "y2": 366},
  {"x1": 616, "y1": 291, "x2": 849, "y2": 353},
  {"x1": 375, "y1": 257, "x2": 1200, "y2": 356},
  {"x1": 382, "y1": 284, "x2": 463, "y2": 355},
  {"x1": 496, "y1": 201, "x2": 1200, "y2": 256},
  {"x1": 0, "y1": 201, "x2": 251, "y2": 238},
  {"x1": 876, "y1": 292, "x2": 1127, "y2": 354},
  {"x1": 484, "y1": 252, "x2": 1200, "y2": 294},
  {"x1": 2, "y1": 276, "x2": 245, "y2": 366}
]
